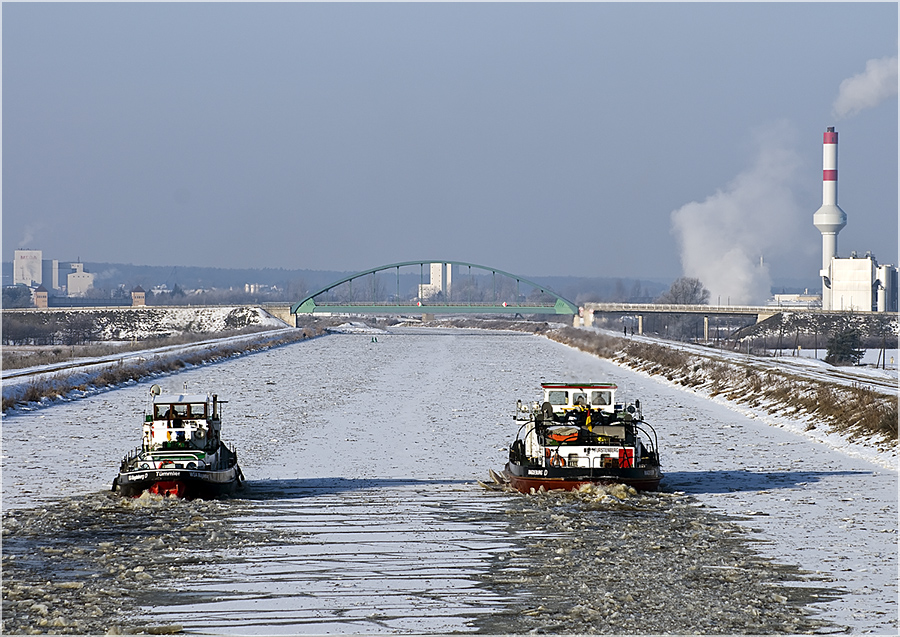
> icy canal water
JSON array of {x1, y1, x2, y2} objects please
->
[{"x1": 2, "y1": 327, "x2": 896, "y2": 634}]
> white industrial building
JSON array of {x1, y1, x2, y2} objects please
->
[
  {"x1": 813, "y1": 127, "x2": 898, "y2": 312},
  {"x1": 13, "y1": 249, "x2": 42, "y2": 287},
  {"x1": 67, "y1": 262, "x2": 95, "y2": 297},
  {"x1": 42, "y1": 259, "x2": 59, "y2": 291},
  {"x1": 12, "y1": 249, "x2": 62, "y2": 293},
  {"x1": 827, "y1": 254, "x2": 898, "y2": 312},
  {"x1": 418, "y1": 263, "x2": 453, "y2": 300}
]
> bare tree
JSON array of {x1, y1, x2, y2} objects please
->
[
  {"x1": 2, "y1": 286, "x2": 33, "y2": 308},
  {"x1": 656, "y1": 277, "x2": 710, "y2": 305},
  {"x1": 62, "y1": 314, "x2": 99, "y2": 345}
]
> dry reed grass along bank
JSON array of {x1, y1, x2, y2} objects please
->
[
  {"x1": 1, "y1": 326, "x2": 281, "y2": 371},
  {"x1": 1, "y1": 328, "x2": 327, "y2": 414}
]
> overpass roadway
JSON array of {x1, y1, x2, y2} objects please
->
[
  {"x1": 582, "y1": 302, "x2": 783, "y2": 323},
  {"x1": 579, "y1": 302, "x2": 894, "y2": 338}
]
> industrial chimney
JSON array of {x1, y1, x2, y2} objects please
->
[{"x1": 812, "y1": 127, "x2": 847, "y2": 310}]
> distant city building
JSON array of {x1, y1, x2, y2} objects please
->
[
  {"x1": 131, "y1": 285, "x2": 146, "y2": 307},
  {"x1": 67, "y1": 262, "x2": 95, "y2": 297},
  {"x1": 34, "y1": 285, "x2": 49, "y2": 308},
  {"x1": 42, "y1": 259, "x2": 60, "y2": 291},
  {"x1": 418, "y1": 263, "x2": 453, "y2": 300},
  {"x1": 14, "y1": 249, "x2": 42, "y2": 287}
]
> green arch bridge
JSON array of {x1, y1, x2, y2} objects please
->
[{"x1": 290, "y1": 261, "x2": 577, "y2": 316}]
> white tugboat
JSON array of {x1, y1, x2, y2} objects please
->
[
  {"x1": 501, "y1": 382, "x2": 661, "y2": 493},
  {"x1": 113, "y1": 384, "x2": 243, "y2": 499}
]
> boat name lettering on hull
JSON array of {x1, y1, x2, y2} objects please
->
[{"x1": 527, "y1": 469, "x2": 547, "y2": 476}]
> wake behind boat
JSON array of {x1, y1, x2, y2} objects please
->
[
  {"x1": 113, "y1": 384, "x2": 243, "y2": 499},
  {"x1": 501, "y1": 382, "x2": 661, "y2": 493}
]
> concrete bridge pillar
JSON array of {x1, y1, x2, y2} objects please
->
[
  {"x1": 703, "y1": 315, "x2": 709, "y2": 341},
  {"x1": 261, "y1": 304, "x2": 295, "y2": 326},
  {"x1": 584, "y1": 310, "x2": 593, "y2": 327},
  {"x1": 638, "y1": 315, "x2": 643, "y2": 335}
]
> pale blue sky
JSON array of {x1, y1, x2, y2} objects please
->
[{"x1": 3, "y1": 2, "x2": 897, "y2": 296}]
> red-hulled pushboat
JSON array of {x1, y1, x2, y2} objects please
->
[{"x1": 502, "y1": 382, "x2": 661, "y2": 493}]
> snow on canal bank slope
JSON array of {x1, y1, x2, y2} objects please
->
[{"x1": 597, "y1": 326, "x2": 898, "y2": 469}]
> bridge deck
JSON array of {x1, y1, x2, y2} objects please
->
[{"x1": 293, "y1": 301, "x2": 569, "y2": 315}]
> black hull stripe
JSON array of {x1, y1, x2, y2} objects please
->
[{"x1": 503, "y1": 462, "x2": 662, "y2": 492}]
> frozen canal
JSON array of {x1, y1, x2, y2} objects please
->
[{"x1": 2, "y1": 327, "x2": 896, "y2": 634}]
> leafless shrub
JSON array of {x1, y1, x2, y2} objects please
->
[{"x1": 19, "y1": 378, "x2": 52, "y2": 405}]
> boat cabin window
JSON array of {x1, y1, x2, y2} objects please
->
[
  {"x1": 591, "y1": 390, "x2": 612, "y2": 406},
  {"x1": 172, "y1": 405, "x2": 189, "y2": 419},
  {"x1": 547, "y1": 390, "x2": 568, "y2": 406},
  {"x1": 188, "y1": 403, "x2": 206, "y2": 418},
  {"x1": 573, "y1": 393, "x2": 587, "y2": 407}
]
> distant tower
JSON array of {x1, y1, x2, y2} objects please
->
[
  {"x1": 131, "y1": 286, "x2": 146, "y2": 307},
  {"x1": 813, "y1": 127, "x2": 847, "y2": 310}
]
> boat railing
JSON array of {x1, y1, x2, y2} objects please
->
[
  {"x1": 633, "y1": 421, "x2": 659, "y2": 461},
  {"x1": 148, "y1": 450, "x2": 207, "y2": 458}
]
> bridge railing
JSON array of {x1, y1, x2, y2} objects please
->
[
  {"x1": 308, "y1": 301, "x2": 559, "y2": 307},
  {"x1": 583, "y1": 303, "x2": 786, "y2": 314}
]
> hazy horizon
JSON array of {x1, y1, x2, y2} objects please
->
[{"x1": 3, "y1": 3, "x2": 896, "y2": 303}]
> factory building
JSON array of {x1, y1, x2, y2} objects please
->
[
  {"x1": 418, "y1": 263, "x2": 453, "y2": 300},
  {"x1": 813, "y1": 127, "x2": 898, "y2": 312},
  {"x1": 67, "y1": 262, "x2": 95, "y2": 297},
  {"x1": 12, "y1": 249, "x2": 62, "y2": 293},
  {"x1": 42, "y1": 259, "x2": 59, "y2": 291},
  {"x1": 13, "y1": 249, "x2": 42, "y2": 287}
]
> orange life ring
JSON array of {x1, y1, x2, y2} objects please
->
[
  {"x1": 549, "y1": 453, "x2": 566, "y2": 467},
  {"x1": 159, "y1": 460, "x2": 174, "y2": 469}
]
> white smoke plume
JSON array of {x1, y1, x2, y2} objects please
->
[
  {"x1": 833, "y1": 55, "x2": 898, "y2": 119},
  {"x1": 18, "y1": 227, "x2": 37, "y2": 249},
  {"x1": 671, "y1": 123, "x2": 804, "y2": 306}
]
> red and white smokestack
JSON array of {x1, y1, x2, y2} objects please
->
[
  {"x1": 813, "y1": 126, "x2": 847, "y2": 308},
  {"x1": 822, "y1": 128, "x2": 839, "y2": 206}
]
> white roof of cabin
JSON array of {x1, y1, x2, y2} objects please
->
[{"x1": 154, "y1": 394, "x2": 210, "y2": 404}]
